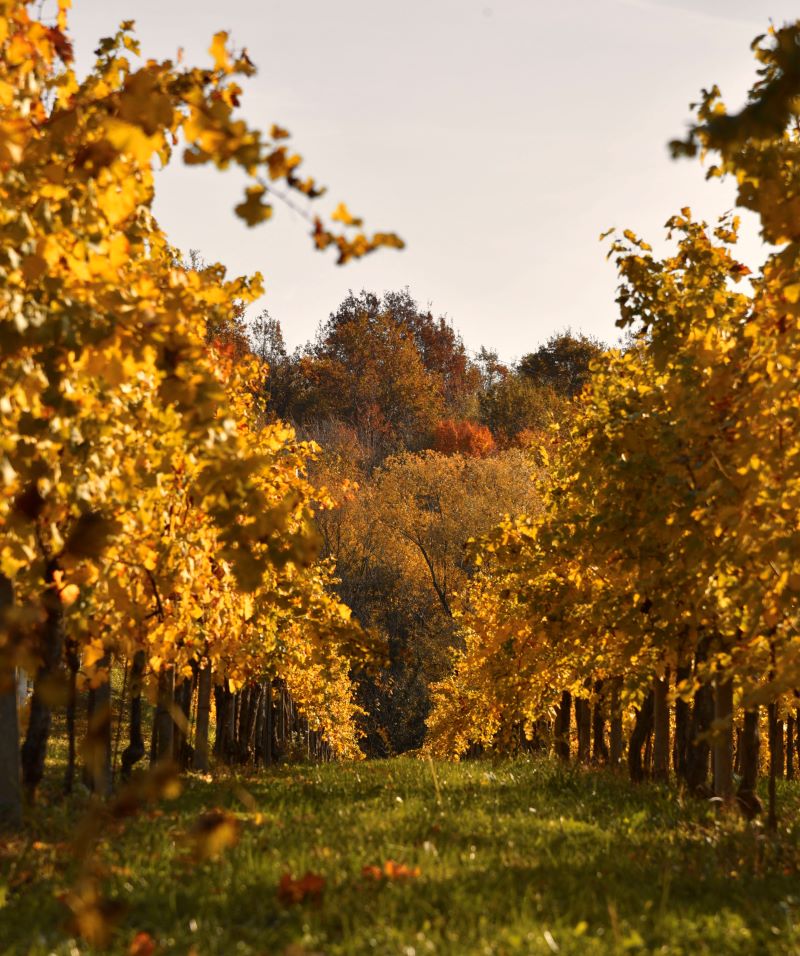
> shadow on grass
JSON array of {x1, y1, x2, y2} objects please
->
[{"x1": 3, "y1": 758, "x2": 799, "y2": 955}]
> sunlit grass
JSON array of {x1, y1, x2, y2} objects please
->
[{"x1": 2, "y1": 758, "x2": 799, "y2": 955}]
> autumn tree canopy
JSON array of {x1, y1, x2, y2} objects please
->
[
  {"x1": 426, "y1": 23, "x2": 800, "y2": 823},
  {"x1": 0, "y1": 0, "x2": 405, "y2": 820}
]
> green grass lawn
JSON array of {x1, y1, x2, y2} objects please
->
[{"x1": 2, "y1": 758, "x2": 800, "y2": 955}]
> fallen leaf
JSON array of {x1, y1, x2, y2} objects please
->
[
  {"x1": 129, "y1": 931, "x2": 157, "y2": 956},
  {"x1": 277, "y1": 871, "x2": 326, "y2": 906},
  {"x1": 361, "y1": 859, "x2": 421, "y2": 882}
]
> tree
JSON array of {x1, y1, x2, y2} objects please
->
[
  {"x1": 432, "y1": 420, "x2": 495, "y2": 458},
  {"x1": 293, "y1": 297, "x2": 447, "y2": 460},
  {"x1": 427, "y1": 212, "x2": 757, "y2": 777},
  {"x1": 474, "y1": 346, "x2": 509, "y2": 391},
  {"x1": 251, "y1": 310, "x2": 288, "y2": 367},
  {"x1": 427, "y1": 23, "x2": 800, "y2": 824},
  {"x1": 0, "y1": 575, "x2": 21, "y2": 826},
  {"x1": 0, "y1": 0, "x2": 400, "y2": 814},
  {"x1": 249, "y1": 311, "x2": 297, "y2": 421},
  {"x1": 314, "y1": 446, "x2": 541, "y2": 752},
  {"x1": 479, "y1": 373, "x2": 567, "y2": 446},
  {"x1": 319, "y1": 290, "x2": 481, "y2": 415},
  {"x1": 517, "y1": 331, "x2": 604, "y2": 398}
]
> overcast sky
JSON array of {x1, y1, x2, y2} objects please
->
[{"x1": 69, "y1": 0, "x2": 799, "y2": 361}]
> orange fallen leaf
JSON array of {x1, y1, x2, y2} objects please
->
[
  {"x1": 362, "y1": 859, "x2": 421, "y2": 882},
  {"x1": 129, "y1": 931, "x2": 156, "y2": 956},
  {"x1": 277, "y1": 871, "x2": 326, "y2": 906}
]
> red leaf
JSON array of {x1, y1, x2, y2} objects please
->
[
  {"x1": 277, "y1": 871, "x2": 326, "y2": 906},
  {"x1": 129, "y1": 932, "x2": 156, "y2": 956}
]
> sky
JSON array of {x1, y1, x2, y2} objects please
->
[{"x1": 68, "y1": 0, "x2": 800, "y2": 362}]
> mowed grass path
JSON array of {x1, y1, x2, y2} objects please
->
[{"x1": 3, "y1": 758, "x2": 800, "y2": 955}]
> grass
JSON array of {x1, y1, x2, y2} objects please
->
[{"x1": 2, "y1": 757, "x2": 800, "y2": 955}]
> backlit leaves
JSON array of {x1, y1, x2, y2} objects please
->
[
  {"x1": 209, "y1": 31, "x2": 232, "y2": 73},
  {"x1": 427, "y1": 20, "x2": 800, "y2": 756},
  {"x1": 187, "y1": 808, "x2": 240, "y2": 860},
  {"x1": 0, "y1": 0, "x2": 389, "y2": 758}
]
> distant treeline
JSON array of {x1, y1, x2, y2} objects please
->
[{"x1": 227, "y1": 289, "x2": 604, "y2": 753}]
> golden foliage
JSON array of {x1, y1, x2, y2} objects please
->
[
  {"x1": 0, "y1": 0, "x2": 397, "y2": 757},
  {"x1": 427, "y1": 23, "x2": 800, "y2": 756}
]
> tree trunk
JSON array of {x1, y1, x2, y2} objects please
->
[
  {"x1": 592, "y1": 681, "x2": 609, "y2": 764},
  {"x1": 63, "y1": 637, "x2": 79, "y2": 794},
  {"x1": 236, "y1": 685, "x2": 250, "y2": 762},
  {"x1": 712, "y1": 677, "x2": 734, "y2": 802},
  {"x1": 21, "y1": 561, "x2": 65, "y2": 800},
  {"x1": 213, "y1": 684, "x2": 227, "y2": 758},
  {"x1": 173, "y1": 674, "x2": 193, "y2": 768},
  {"x1": 768, "y1": 700, "x2": 779, "y2": 830},
  {"x1": 152, "y1": 667, "x2": 175, "y2": 765},
  {"x1": 264, "y1": 679, "x2": 273, "y2": 766},
  {"x1": 685, "y1": 657, "x2": 713, "y2": 795},
  {"x1": 575, "y1": 697, "x2": 591, "y2": 763},
  {"x1": 776, "y1": 717, "x2": 785, "y2": 779},
  {"x1": 232, "y1": 691, "x2": 242, "y2": 756},
  {"x1": 527, "y1": 717, "x2": 548, "y2": 753},
  {"x1": 121, "y1": 651, "x2": 146, "y2": 781},
  {"x1": 0, "y1": 679, "x2": 21, "y2": 829},
  {"x1": 194, "y1": 663, "x2": 212, "y2": 772},
  {"x1": 244, "y1": 682, "x2": 263, "y2": 763},
  {"x1": 213, "y1": 683, "x2": 235, "y2": 762},
  {"x1": 674, "y1": 663, "x2": 691, "y2": 779},
  {"x1": 609, "y1": 678, "x2": 623, "y2": 768},
  {"x1": 84, "y1": 658, "x2": 112, "y2": 796},
  {"x1": 111, "y1": 658, "x2": 128, "y2": 784},
  {"x1": 643, "y1": 727, "x2": 653, "y2": 776},
  {"x1": 254, "y1": 682, "x2": 267, "y2": 767},
  {"x1": 628, "y1": 690, "x2": 654, "y2": 783},
  {"x1": 736, "y1": 708, "x2": 762, "y2": 819},
  {"x1": 237, "y1": 684, "x2": 261, "y2": 763},
  {"x1": 226, "y1": 688, "x2": 237, "y2": 762},
  {"x1": 795, "y1": 697, "x2": 800, "y2": 773},
  {"x1": 283, "y1": 691, "x2": 292, "y2": 755},
  {"x1": 554, "y1": 691, "x2": 571, "y2": 761},
  {"x1": 652, "y1": 671, "x2": 670, "y2": 782},
  {"x1": 787, "y1": 714, "x2": 795, "y2": 781},
  {"x1": 0, "y1": 575, "x2": 22, "y2": 828}
]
